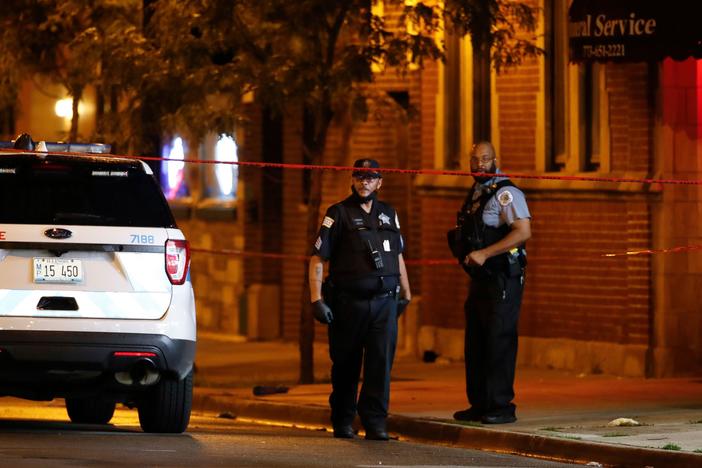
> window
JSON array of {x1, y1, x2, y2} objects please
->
[
  {"x1": 201, "y1": 132, "x2": 238, "y2": 201},
  {"x1": 545, "y1": 0, "x2": 567, "y2": 170},
  {"x1": 440, "y1": 32, "x2": 473, "y2": 169},
  {"x1": 579, "y1": 63, "x2": 608, "y2": 172},
  {"x1": 159, "y1": 133, "x2": 239, "y2": 207},
  {"x1": 544, "y1": 0, "x2": 609, "y2": 173},
  {"x1": 160, "y1": 136, "x2": 189, "y2": 200},
  {"x1": 0, "y1": 157, "x2": 174, "y2": 227}
]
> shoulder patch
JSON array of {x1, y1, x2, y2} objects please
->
[
  {"x1": 314, "y1": 237, "x2": 322, "y2": 250},
  {"x1": 498, "y1": 190, "x2": 513, "y2": 207},
  {"x1": 322, "y1": 216, "x2": 334, "y2": 228}
]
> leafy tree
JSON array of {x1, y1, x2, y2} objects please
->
[
  {"x1": 148, "y1": 0, "x2": 540, "y2": 383},
  {"x1": 0, "y1": 0, "x2": 148, "y2": 144}
]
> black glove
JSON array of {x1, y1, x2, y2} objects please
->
[
  {"x1": 396, "y1": 298, "x2": 410, "y2": 318},
  {"x1": 312, "y1": 300, "x2": 333, "y2": 324}
]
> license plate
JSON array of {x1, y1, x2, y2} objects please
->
[{"x1": 33, "y1": 258, "x2": 83, "y2": 283}]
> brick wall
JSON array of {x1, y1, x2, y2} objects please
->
[
  {"x1": 415, "y1": 51, "x2": 656, "y2": 370},
  {"x1": 231, "y1": 10, "x2": 661, "y2": 375},
  {"x1": 179, "y1": 218, "x2": 244, "y2": 334},
  {"x1": 521, "y1": 197, "x2": 651, "y2": 344},
  {"x1": 652, "y1": 58, "x2": 702, "y2": 376},
  {"x1": 608, "y1": 63, "x2": 653, "y2": 173},
  {"x1": 419, "y1": 195, "x2": 468, "y2": 330},
  {"x1": 496, "y1": 59, "x2": 539, "y2": 171}
]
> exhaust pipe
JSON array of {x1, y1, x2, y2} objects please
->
[
  {"x1": 114, "y1": 358, "x2": 161, "y2": 386},
  {"x1": 131, "y1": 358, "x2": 160, "y2": 386}
]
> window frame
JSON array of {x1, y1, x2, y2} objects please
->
[
  {"x1": 542, "y1": 0, "x2": 610, "y2": 174},
  {"x1": 438, "y1": 32, "x2": 474, "y2": 170}
]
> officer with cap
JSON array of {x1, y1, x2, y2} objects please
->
[
  {"x1": 448, "y1": 141, "x2": 531, "y2": 424},
  {"x1": 308, "y1": 158, "x2": 412, "y2": 440}
]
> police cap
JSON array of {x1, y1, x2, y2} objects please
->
[{"x1": 351, "y1": 158, "x2": 382, "y2": 179}]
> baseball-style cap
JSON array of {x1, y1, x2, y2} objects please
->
[{"x1": 351, "y1": 158, "x2": 382, "y2": 179}]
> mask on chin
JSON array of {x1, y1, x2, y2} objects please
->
[
  {"x1": 473, "y1": 162, "x2": 497, "y2": 184},
  {"x1": 351, "y1": 185, "x2": 378, "y2": 204}
]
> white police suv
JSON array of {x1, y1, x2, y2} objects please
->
[{"x1": 0, "y1": 136, "x2": 196, "y2": 433}]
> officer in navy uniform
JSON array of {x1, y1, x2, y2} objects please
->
[
  {"x1": 308, "y1": 158, "x2": 412, "y2": 441},
  {"x1": 449, "y1": 141, "x2": 531, "y2": 425}
]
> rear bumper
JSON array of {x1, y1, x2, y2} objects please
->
[{"x1": 0, "y1": 330, "x2": 195, "y2": 382}]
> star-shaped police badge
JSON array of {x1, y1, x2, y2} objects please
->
[{"x1": 378, "y1": 212, "x2": 391, "y2": 225}]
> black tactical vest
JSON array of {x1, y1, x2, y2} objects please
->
[
  {"x1": 457, "y1": 179, "x2": 525, "y2": 276},
  {"x1": 328, "y1": 198, "x2": 401, "y2": 289}
]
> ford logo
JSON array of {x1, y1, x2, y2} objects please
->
[{"x1": 44, "y1": 228, "x2": 73, "y2": 240}]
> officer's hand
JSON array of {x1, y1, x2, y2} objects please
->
[
  {"x1": 466, "y1": 249, "x2": 487, "y2": 266},
  {"x1": 396, "y1": 298, "x2": 410, "y2": 318},
  {"x1": 312, "y1": 300, "x2": 333, "y2": 324}
]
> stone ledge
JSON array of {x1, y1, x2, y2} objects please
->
[
  {"x1": 416, "y1": 326, "x2": 648, "y2": 377},
  {"x1": 415, "y1": 172, "x2": 663, "y2": 196}
]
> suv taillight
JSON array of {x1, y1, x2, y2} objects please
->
[{"x1": 165, "y1": 239, "x2": 190, "y2": 285}]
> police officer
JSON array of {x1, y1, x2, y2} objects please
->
[
  {"x1": 308, "y1": 158, "x2": 411, "y2": 440},
  {"x1": 449, "y1": 141, "x2": 531, "y2": 424}
]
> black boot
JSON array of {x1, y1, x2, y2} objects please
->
[
  {"x1": 453, "y1": 407, "x2": 484, "y2": 422},
  {"x1": 481, "y1": 412, "x2": 517, "y2": 424},
  {"x1": 333, "y1": 425, "x2": 356, "y2": 439},
  {"x1": 364, "y1": 426, "x2": 389, "y2": 441}
]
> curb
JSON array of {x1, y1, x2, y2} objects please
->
[{"x1": 192, "y1": 391, "x2": 701, "y2": 468}]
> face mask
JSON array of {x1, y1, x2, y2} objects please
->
[
  {"x1": 473, "y1": 161, "x2": 497, "y2": 184},
  {"x1": 351, "y1": 185, "x2": 378, "y2": 204}
]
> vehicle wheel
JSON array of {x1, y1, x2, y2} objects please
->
[
  {"x1": 138, "y1": 370, "x2": 192, "y2": 433},
  {"x1": 66, "y1": 397, "x2": 116, "y2": 425}
]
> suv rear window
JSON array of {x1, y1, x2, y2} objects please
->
[{"x1": 0, "y1": 155, "x2": 176, "y2": 227}]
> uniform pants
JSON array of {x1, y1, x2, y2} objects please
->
[
  {"x1": 464, "y1": 271, "x2": 524, "y2": 416},
  {"x1": 327, "y1": 294, "x2": 397, "y2": 430}
]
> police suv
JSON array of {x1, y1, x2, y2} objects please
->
[{"x1": 0, "y1": 136, "x2": 196, "y2": 433}]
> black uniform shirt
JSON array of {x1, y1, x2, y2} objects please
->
[{"x1": 312, "y1": 196, "x2": 404, "y2": 291}]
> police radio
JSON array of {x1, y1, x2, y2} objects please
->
[{"x1": 366, "y1": 240, "x2": 384, "y2": 270}]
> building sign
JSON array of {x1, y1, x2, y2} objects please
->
[{"x1": 569, "y1": 0, "x2": 701, "y2": 62}]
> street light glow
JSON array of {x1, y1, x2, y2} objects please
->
[{"x1": 55, "y1": 98, "x2": 73, "y2": 119}]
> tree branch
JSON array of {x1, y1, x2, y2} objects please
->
[
  {"x1": 325, "y1": 0, "x2": 353, "y2": 70},
  {"x1": 230, "y1": 6, "x2": 268, "y2": 64}
]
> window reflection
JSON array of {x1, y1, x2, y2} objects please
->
[
  {"x1": 161, "y1": 136, "x2": 188, "y2": 200},
  {"x1": 214, "y1": 134, "x2": 238, "y2": 199}
]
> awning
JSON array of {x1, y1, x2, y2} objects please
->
[{"x1": 568, "y1": 0, "x2": 702, "y2": 62}]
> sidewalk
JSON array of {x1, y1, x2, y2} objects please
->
[{"x1": 192, "y1": 333, "x2": 702, "y2": 467}]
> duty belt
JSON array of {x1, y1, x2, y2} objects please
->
[{"x1": 338, "y1": 289, "x2": 396, "y2": 300}]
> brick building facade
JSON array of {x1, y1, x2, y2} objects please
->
[
  {"x1": 223, "y1": 4, "x2": 702, "y2": 377},
  {"x1": 13, "y1": 2, "x2": 701, "y2": 378}
]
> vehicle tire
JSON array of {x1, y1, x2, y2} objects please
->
[
  {"x1": 138, "y1": 370, "x2": 192, "y2": 433},
  {"x1": 66, "y1": 397, "x2": 116, "y2": 425}
]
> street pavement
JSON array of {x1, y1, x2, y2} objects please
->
[{"x1": 192, "y1": 332, "x2": 702, "y2": 467}]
